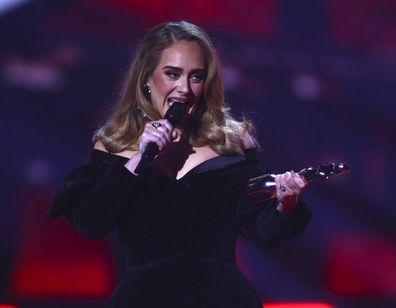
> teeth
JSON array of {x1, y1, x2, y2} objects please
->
[{"x1": 168, "y1": 98, "x2": 185, "y2": 106}]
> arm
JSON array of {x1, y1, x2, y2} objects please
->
[
  {"x1": 69, "y1": 155, "x2": 142, "y2": 239},
  {"x1": 238, "y1": 194, "x2": 312, "y2": 249},
  {"x1": 237, "y1": 139, "x2": 312, "y2": 249},
  {"x1": 94, "y1": 141, "x2": 142, "y2": 176},
  {"x1": 55, "y1": 117, "x2": 175, "y2": 238},
  {"x1": 241, "y1": 124, "x2": 307, "y2": 208},
  {"x1": 51, "y1": 148, "x2": 143, "y2": 239}
]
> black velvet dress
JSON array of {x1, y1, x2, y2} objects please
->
[{"x1": 50, "y1": 148, "x2": 311, "y2": 308}]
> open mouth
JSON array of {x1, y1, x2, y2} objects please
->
[{"x1": 167, "y1": 97, "x2": 189, "y2": 107}]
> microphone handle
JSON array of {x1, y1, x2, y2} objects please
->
[
  {"x1": 134, "y1": 143, "x2": 159, "y2": 175},
  {"x1": 134, "y1": 101, "x2": 187, "y2": 175}
]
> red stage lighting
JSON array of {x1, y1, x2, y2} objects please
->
[{"x1": 264, "y1": 302, "x2": 334, "y2": 308}]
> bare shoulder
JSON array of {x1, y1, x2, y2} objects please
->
[
  {"x1": 94, "y1": 140, "x2": 108, "y2": 152},
  {"x1": 193, "y1": 145, "x2": 219, "y2": 158},
  {"x1": 239, "y1": 127, "x2": 256, "y2": 150},
  {"x1": 94, "y1": 141, "x2": 137, "y2": 159}
]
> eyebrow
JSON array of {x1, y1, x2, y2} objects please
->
[{"x1": 162, "y1": 65, "x2": 206, "y2": 72}]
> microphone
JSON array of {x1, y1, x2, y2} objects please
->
[{"x1": 134, "y1": 100, "x2": 187, "y2": 174}]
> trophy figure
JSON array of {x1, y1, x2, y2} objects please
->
[{"x1": 247, "y1": 163, "x2": 350, "y2": 200}]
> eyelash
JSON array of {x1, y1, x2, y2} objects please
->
[
  {"x1": 165, "y1": 71, "x2": 205, "y2": 83},
  {"x1": 165, "y1": 71, "x2": 179, "y2": 79},
  {"x1": 191, "y1": 73, "x2": 205, "y2": 82}
]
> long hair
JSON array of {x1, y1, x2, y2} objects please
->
[{"x1": 94, "y1": 21, "x2": 256, "y2": 155}]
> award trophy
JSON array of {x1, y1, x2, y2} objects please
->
[{"x1": 247, "y1": 163, "x2": 350, "y2": 200}]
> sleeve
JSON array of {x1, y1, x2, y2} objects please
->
[
  {"x1": 237, "y1": 148, "x2": 312, "y2": 249},
  {"x1": 50, "y1": 150, "x2": 143, "y2": 239}
]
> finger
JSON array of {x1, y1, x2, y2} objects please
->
[
  {"x1": 275, "y1": 174, "x2": 287, "y2": 194},
  {"x1": 141, "y1": 125, "x2": 171, "y2": 149},
  {"x1": 151, "y1": 130, "x2": 170, "y2": 150},
  {"x1": 152, "y1": 120, "x2": 172, "y2": 132},
  {"x1": 286, "y1": 171, "x2": 306, "y2": 192},
  {"x1": 150, "y1": 120, "x2": 173, "y2": 143},
  {"x1": 284, "y1": 171, "x2": 299, "y2": 188},
  {"x1": 284, "y1": 182, "x2": 305, "y2": 198},
  {"x1": 276, "y1": 172, "x2": 300, "y2": 195},
  {"x1": 140, "y1": 132, "x2": 167, "y2": 151},
  {"x1": 151, "y1": 120, "x2": 173, "y2": 140},
  {"x1": 159, "y1": 119, "x2": 174, "y2": 132},
  {"x1": 291, "y1": 170, "x2": 307, "y2": 189},
  {"x1": 146, "y1": 121, "x2": 171, "y2": 139},
  {"x1": 152, "y1": 126, "x2": 172, "y2": 143},
  {"x1": 283, "y1": 174, "x2": 303, "y2": 193},
  {"x1": 282, "y1": 172, "x2": 295, "y2": 189},
  {"x1": 274, "y1": 174, "x2": 281, "y2": 188},
  {"x1": 171, "y1": 130, "x2": 178, "y2": 140}
]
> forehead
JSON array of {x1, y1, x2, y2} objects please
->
[{"x1": 157, "y1": 41, "x2": 205, "y2": 69}]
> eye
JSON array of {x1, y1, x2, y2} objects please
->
[
  {"x1": 165, "y1": 71, "x2": 179, "y2": 79},
  {"x1": 190, "y1": 72, "x2": 206, "y2": 83}
]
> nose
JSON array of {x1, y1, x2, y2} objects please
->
[{"x1": 176, "y1": 76, "x2": 191, "y2": 95}]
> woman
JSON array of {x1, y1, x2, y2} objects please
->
[{"x1": 50, "y1": 21, "x2": 311, "y2": 307}]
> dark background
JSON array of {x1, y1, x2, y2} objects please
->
[{"x1": 1, "y1": 0, "x2": 395, "y2": 307}]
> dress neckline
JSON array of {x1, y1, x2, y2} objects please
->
[
  {"x1": 92, "y1": 147, "x2": 257, "y2": 181},
  {"x1": 175, "y1": 155, "x2": 246, "y2": 180}
]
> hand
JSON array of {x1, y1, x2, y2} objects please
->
[
  {"x1": 138, "y1": 119, "x2": 177, "y2": 155},
  {"x1": 275, "y1": 171, "x2": 307, "y2": 213},
  {"x1": 124, "y1": 120, "x2": 177, "y2": 175}
]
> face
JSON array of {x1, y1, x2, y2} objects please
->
[{"x1": 147, "y1": 40, "x2": 206, "y2": 118}]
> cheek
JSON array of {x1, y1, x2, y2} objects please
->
[
  {"x1": 192, "y1": 83, "x2": 204, "y2": 100},
  {"x1": 189, "y1": 86, "x2": 204, "y2": 114},
  {"x1": 151, "y1": 75, "x2": 170, "y2": 94}
]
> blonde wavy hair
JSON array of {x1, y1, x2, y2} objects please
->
[{"x1": 94, "y1": 21, "x2": 256, "y2": 155}]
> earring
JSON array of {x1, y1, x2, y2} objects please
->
[{"x1": 143, "y1": 84, "x2": 151, "y2": 101}]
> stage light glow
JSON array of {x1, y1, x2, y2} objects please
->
[
  {"x1": 0, "y1": 0, "x2": 31, "y2": 15},
  {"x1": 263, "y1": 302, "x2": 334, "y2": 308}
]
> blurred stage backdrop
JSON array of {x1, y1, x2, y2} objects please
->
[{"x1": 1, "y1": 0, "x2": 396, "y2": 307}]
